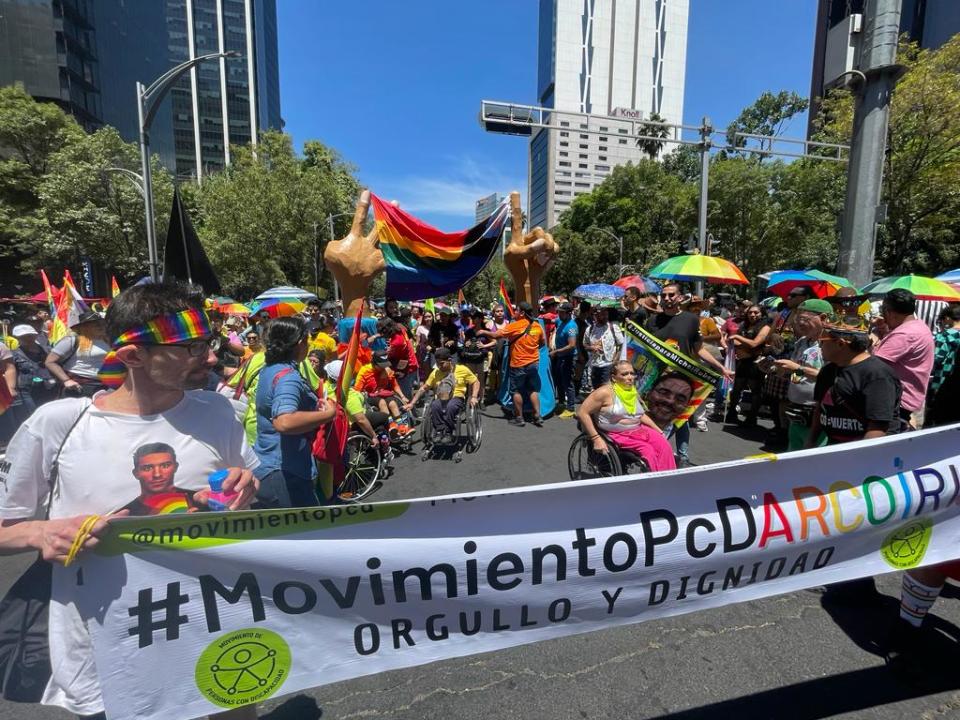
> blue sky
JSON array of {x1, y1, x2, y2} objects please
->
[{"x1": 278, "y1": 0, "x2": 817, "y2": 228}]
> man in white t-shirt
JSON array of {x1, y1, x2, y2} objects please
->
[
  {"x1": 0, "y1": 281, "x2": 259, "y2": 720},
  {"x1": 586, "y1": 307, "x2": 624, "y2": 390}
]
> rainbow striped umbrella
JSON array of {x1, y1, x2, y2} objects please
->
[
  {"x1": 648, "y1": 255, "x2": 748, "y2": 285},
  {"x1": 860, "y1": 274, "x2": 960, "y2": 302},
  {"x1": 765, "y1": 269, "x2": 853, "y2": 299},
  {"x1": 248, "y1": 298, "x2": 307, "y2": 318},
  {"x1": 613, "y1": 275, "x2": 661, "y2": 293}
]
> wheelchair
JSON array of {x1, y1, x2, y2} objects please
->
[
  {"x1": 336, "y1": 430, "x2": 388, "y2": 502},
  {"x1": 419, "y1": 392, "x2": 483, "y2": 463},
  {"x1": 567, "y1": 426, "x2": 650, "y2": 481}
]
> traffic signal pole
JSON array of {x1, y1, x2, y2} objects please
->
[{"x1": 837, "y1": 0, "x2": 903, "y2": 288}]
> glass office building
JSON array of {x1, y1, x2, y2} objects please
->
[
  {"x1": 0, "y1": 0, "x2": 281, "y2": 179},
  {"x1": 529, "y1": 0, "x2": 689, "y2": 230}
]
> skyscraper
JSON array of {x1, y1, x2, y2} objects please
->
[
  {"x1": 0, "y1": 0, "x2": 281, "y2": 179},
  {"x1": 529, "y1": 0, "x2": 689, "y2": 229}
]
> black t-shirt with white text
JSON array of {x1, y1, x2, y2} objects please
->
[
  {"x1": 644, "y1": 311, "x2": 701, "y2": 357},
  {"x1": 814, "y1": 356, "x2": 902, "y2": 444}
]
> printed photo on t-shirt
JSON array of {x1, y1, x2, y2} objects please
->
[{"x1": 122, "y1": 442, "x2": 201, "y2": 515}]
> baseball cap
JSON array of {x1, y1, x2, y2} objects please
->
[
  {"x1": 372, "y1": 351, "x2": 390, "y2": 367},
  {"x1": 71, "y1": 309, "x2": 101, "y2": 328},
  {"x1": 434, "y1": 347, "x2": 452, "y2": 361},
  {"x1": 559, "y1": 302, "x2": 573, "y2": 312},
  {"x1": 799, "y1": 299, "x2": 835, "y2": 317},
  {"x1": 324, "y1": 360, "x2": 343, "y2": 382},
  {"x1": 12, "y1": 324, "x2": 38, "y2": 338},
  {"x1": 517, "y1": 301, "x2": 533, "y2": 314}
]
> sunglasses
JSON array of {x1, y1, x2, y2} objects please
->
[{"x1": 660, "y1": 292, "x2": 679, "y2": 299}]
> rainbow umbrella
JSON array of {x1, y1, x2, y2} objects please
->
[
  {"x1": 572, "y1": 283, "x2": 624, "y2": 307},
  {"x1": 613, "y1": 275, "x2": 661, "y2": 293},
  {"x1": 860, "y1": 274, "x2": 960, "y2": 302},
  {"x1": 248, "y1": 298, "x2": 307, "y2": 318},
  {"x1": 765, "y1": 269, "x2": 851, "y2": 299},
  {"x1": 208, "y1": 296, "x2": 251, "y2": 315},
  {"x1": 648, "y1": 255, "x2": 748, "y2": 285}
]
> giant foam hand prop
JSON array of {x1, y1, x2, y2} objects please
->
[
  {"x1": 324, "y1": 190, "x2": 386, "y2": 317},
  {"x1": 503, "y1": 191, "x2": 559, "y2": 306}
]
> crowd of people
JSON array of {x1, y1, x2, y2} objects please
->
[{"x1": 0, "y1": 276, "x2": 959, "y2": 718}]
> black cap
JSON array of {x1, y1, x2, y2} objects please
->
[
  {"x1": 517, "y1": 301, "x2": 534, "y2": 315},
  {"x1": 372, "y1": 351, "x2": 390, "y2": 366},
  {"x1": 434, "y1": 347, "x2": 452, "y2": 361},
  {"x1": 71, "y1": 309, "x2": 101, "y2": 328},
  {"x1": 559, "y1": 302, "x2": 573, "y2": 312}
]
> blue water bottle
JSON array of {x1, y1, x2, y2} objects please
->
[{"x1": 207, "y1": 469, "x2": 238, "y2": 511}]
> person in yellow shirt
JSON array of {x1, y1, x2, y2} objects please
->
[
  {"x1": 404, "y1": 348, "x2": 479, "y2": 444},
  {"x1": 307, "y1": 319, "x2": 337, "y2": 362}
]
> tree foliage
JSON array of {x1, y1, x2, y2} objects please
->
[
  {"x1": 195, "y1": 131, "x2": 360, "y2": 298},
  {"x1": 637, "y1": 112, "x2": 670, "y2": 160},
  {"x1": 816, "y1": 36, "x2": 960, "y2": 275},
  {"x1": 725, "y1": 90, "x2": 808, "y2": 157}
]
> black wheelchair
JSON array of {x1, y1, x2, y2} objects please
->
[
  {"x1": 567, "y1": 426, "x2": 650, "y2": 480},
  {"x1": 419, "y1": 393, "x2": 483, "y2": 463},
  {"x1": 335, "y1": 431, "x2": 388, "y2": 502}
]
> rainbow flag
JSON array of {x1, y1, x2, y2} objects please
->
[
  {"x1": 111, "y1": 276, "x2": 121, "y2": 298},
  {"x1": 337, "y1": 306, "x2": 363, "y2": 406},
  {"x1": 498, "y1": 278, "x2": 515, "y2": 321},
  {"x1": 373, "y1": 193, "x2": 509, "y2": 300},
  {"x1": 40, "y1": 270, "x2": 57, "y2": 316}
]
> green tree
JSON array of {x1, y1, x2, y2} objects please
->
[
  {"x1": 816, "y1": 37, "x2": 960, "y2": 276},
  {"x1": 637, "y1": 112, "x2": 670, "y2": 160},
  {"x1": 33, "y1": 127, "x2": 173, "y2": 281},
  {"x1": 725, "y1": 90, "x2": 809, "y2": 158},
  {"x1": 194, "y1": 131, "x2": 361, "y2": 298},
  {"x1": 0, "y1": 85, "x2": 84, "y2": 291}
]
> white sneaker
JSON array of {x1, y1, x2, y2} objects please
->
[{"x1": 695, "y1": 418, "x2": 708, "y2": 432}]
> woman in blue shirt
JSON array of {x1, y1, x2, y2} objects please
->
[{"x1": 254, "y1": 316, "x2": 337, "y2": 508}]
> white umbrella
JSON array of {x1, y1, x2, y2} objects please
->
[{"x1": 253, "y1": 286, "x2": 318, "y2": 302}]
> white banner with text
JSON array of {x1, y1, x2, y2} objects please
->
[{"x1": 73, "y1": 425, "x2": 960, "y2": 720}]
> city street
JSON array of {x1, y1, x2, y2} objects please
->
[{"x1": 3, "y1": 412, "x2": 960, "y2": 720}]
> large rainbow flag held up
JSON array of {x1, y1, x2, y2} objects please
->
[{"x1": 372, "y1": 194, "x2": 510, "y2": 300}]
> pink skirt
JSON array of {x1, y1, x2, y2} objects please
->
[{"x1": 606, "y1": 426, "x2": 677, "y2": 472}]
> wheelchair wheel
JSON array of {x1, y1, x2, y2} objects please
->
[
  {"x1": 567, "y1": 432, "x2": 623, "y2": 480},
  {"x1": 465, "y1": 403, "x2": 483, "y2": 453},
  {"x1": 338, "y1": 433, "x2": 382, "y2": 502}
]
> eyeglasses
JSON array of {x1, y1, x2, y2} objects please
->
[
  {"x1": 660, "y1": 292, "x2": 678, "y2": 299},
  {"x1": 146, "y1": 337, "x2": 214, "y2": 357}
]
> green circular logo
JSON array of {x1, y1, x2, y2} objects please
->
[
  {"x1": 195, "y1": 628, "x2": 291, "y2": 708},
  {"x1": 881, "y1": 518, "x2": 933, "y2": 570}
]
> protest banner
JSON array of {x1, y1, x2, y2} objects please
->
[
  {"x1": 72, "y1": 425, "x2": 960, "y2": 720},
  {"x1": 624, "y1": 319, "x2": 720, "y2": 426}
]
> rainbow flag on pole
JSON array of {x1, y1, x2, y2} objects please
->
[
  {"x1": 373, "y1": 194, "x2": 509, "y2": 300},
  {"x1": 40, "y1": 269, "x2": 57, "y2": 316},
  {"x1": 498, "y1": 278, "x2": 515, "y2": 321},
  {"x1": 337, "y1": 305, "x2": 363, "y2": 406}
]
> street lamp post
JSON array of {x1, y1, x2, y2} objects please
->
[
  {"x1": 137, "y1": 51, "x2": 239, "y2": 282},
  {"x1": 103, "y1": 167, "x2": 145, "y2": 197},
  {"x1": 591, "y1": 227, "x2": 627, "y2": 280},
  {"x1": 326, "y1": 211, "x2": 354, "y2": 311}
]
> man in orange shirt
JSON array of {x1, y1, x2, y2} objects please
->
[{"x1": 478, "y1": 301, "x2": 545, "y2": 427}]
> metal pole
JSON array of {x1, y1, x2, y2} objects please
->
[
  {"x1": 313, "y1": 222, "x2": 319, "y2": 293},
  {"x1": 137, "y1": 81, "x2": 160, "y2": 282},
  {"x1": 618, "y1": 235, "x2": 624, "y2": 278},
  {"x1": 838, "y1": 0, "x2": 902, "y2": 288},
  {"x1": 696, "y1": 116, "x2": 712, "y2": 297},
  {"x1": 328, "y1": 214, "x2": 340, "y2": 309}
]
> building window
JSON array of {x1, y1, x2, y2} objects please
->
[
  {"x1": 599, "y1": 146, "x2": 607, "y2": 152},
  {"x1": 579, "y1": 133, "x2": 588, "y2": 139},
  {"x1": 579, "y1": 153, "x2": 588, "y2": 159},
  {"x1": 579, "y1": 144, "x2": 588, "y2": 149},
  {"x1": 560, "y1": 141, "x2": 568, "y2": 147},
  {"x1": 618, "y1": 128, "x2": 628, "y2": 134},
  {"x1": 599, "y1": 126, "x2": 608, "y2": 132},
  {"x1": 619, "y1": 139, "x2": 628, "y2": 144},
  {"x1": 579, "y1": 163, "x2": 588, "y2": 169},
  {"x1": 559, "y1": 161, "x2": 571, "y2": 166},
  {"x1": 599, "y1": 155, "x2": 607, "y2": 161},
  {"x1": 556, "y1": 180, "x2": 571, "y2": 186},
  {"x1": 560, "y1": 131, "x2": 569, "y2": 137},
  {"x1": 596, "y1": 164, "x2": 610, "y2": 171},
  {"x1": 599, "y1": 136, "x2": 608, "y2": 142},
  {"x1": 579, "y1": 123, "x2": 587, "y2": 129},
  {"x1": 560, "y1": 121, "x2": 569, "y2": 127},
  {"x1": 556, "y1": 190, "x2": 571, "y2": 196},
  {"x1": 559, "y1": 151, "x2": 568, "y2": 157},
  {"x1": 575, "y1": 182, "x2": 590, "y2": 188}
]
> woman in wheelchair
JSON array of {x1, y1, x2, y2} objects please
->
[
  {"x1": 404, "y1": 347, "x2": 480, "y2": 445},
  {"x1": 575, "y1": 361, "x2": 678, "y2": 472}
]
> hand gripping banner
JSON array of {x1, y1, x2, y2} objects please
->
[{"x1": 72, "y1": 425, "x2": 960, "y2": 720}]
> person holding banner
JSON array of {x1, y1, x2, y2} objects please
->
[
  {"x1": 0, "y1": 281, "x2": 260, "y2": 720},
  {"x1": 576, "y1": 361, "x2": 680, "y2": 472}
]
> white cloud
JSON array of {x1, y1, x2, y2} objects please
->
[{"x1": 366, "y1": 155, "x2": 524, "y2": 220}]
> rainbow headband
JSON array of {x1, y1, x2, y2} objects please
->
[{"x1": 98, "y1": 308, "x2": 213, "y2": 388}]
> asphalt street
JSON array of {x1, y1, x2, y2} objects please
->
[{"x1": 3, "y1": 410, "x2": 960, "y2": 720}]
